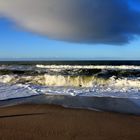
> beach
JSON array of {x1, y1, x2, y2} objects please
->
[{"x1": 0, "y1": 104, "x2": 140, "y2": 140}]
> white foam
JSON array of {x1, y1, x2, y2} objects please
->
[
  {"x1": 36, "y1": 64, "x2": 140, "y2": 70},
  {"x1": 0, "y1": 75, "x2": 15, "y2": 83},
  {"x1": 1, "y1": 81, "x2": 140, "y2": 101},
  {"x1": 0, "y1": 83, "x2": 40, "y2": 100},
  {"x1": 1, "y1": 64, "x2": 140, "y2": 71}
]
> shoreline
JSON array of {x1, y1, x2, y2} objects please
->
[
  {"x1": 0, "y1": 94, "x2": 140, "y2": 115},
  {"x1": 0, "y1": 104, "x2": 140, "y2": 140}
]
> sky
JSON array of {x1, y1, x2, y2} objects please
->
[{"x1": 0, "y1": 0, "x2": 140, "y2": 60}]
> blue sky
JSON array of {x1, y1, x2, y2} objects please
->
[{"x1": 0, "y1": 0, "x2": 140, "y2": 60}]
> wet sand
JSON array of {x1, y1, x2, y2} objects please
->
[{"x1": 0, "y1": 104, "x2": 140, "y2": 140}]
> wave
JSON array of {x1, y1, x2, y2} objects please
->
[
  {"x1": 0, "y1": 64, "x2": 140, "y2": 95},
  {"x1": 0, "y1": 74, "x2": 140, "y2": 89},
  {"x1": 36, "y1": 64, "x2": 140, "y2": 70},
  {"x1": 1, "y1": 65, "x2": 140, "y2": 77},
  {"x1": 0, "y1": 64, "x2": 140, "y2": 87},
  {"x1": 1, "y1": 64, "x2": 140, "y2": 72}
]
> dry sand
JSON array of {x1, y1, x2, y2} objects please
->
[{"x1": 0, "y1": 104, "x2": 140, "y2": 140}]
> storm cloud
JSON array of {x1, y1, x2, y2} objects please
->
[{"x1": 0, "y1": 0, "x2": 140, "y2": 44}]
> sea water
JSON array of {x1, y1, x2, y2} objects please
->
[{"x1": 0, "y1": 61, "x2": 140, "y2": 114}]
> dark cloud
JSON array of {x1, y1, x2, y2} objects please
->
[{"x1": 0, "y1": 0, "x2": 140, "y2": 44}]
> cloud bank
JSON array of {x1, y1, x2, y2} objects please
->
[{"x1": 0, "y1": 0, "x2": 140, "y2": 44}]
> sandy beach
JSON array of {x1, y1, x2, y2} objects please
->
[{"x1": 0, "y1": 104, "x2": 140, "y2": 140}]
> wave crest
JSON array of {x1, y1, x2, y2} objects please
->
[{"x1": 0, "y1": 74, "x2": 140, "y2": 89}]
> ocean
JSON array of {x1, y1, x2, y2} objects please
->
[{"x1": 1, "y1": 60, "x2": 140, "y2": 114}]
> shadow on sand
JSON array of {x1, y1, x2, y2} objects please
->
[{"x1": 0, "y1": 112, "x2": 46, "y2": 119}]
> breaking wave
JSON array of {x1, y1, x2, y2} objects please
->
[
  {"x1": 0, "y1": 64, "x2": 140, "y2": 99},
  {"x1": 0, "y1": 74, "x2": 140, "y2": 89},
  {"x1": 0, "y1": 64, "x2": 140, "y2": 89}
]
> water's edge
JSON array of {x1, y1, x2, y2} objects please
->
[{"x1": 0, "y1": 95, "x2": 140, "y2": 115}]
